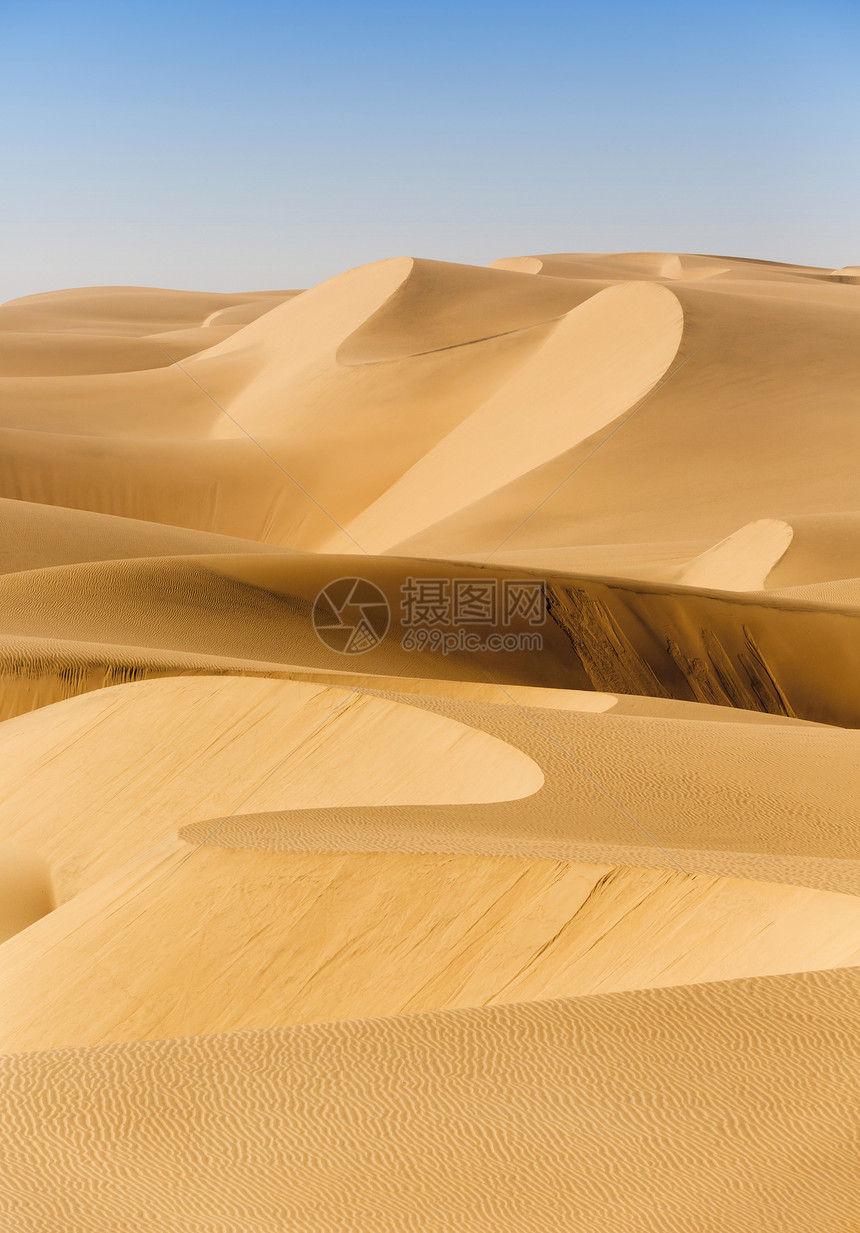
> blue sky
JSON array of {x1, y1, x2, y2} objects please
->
[{"x1": 1, "y1": 0, "x2": 858, "y2": 298}]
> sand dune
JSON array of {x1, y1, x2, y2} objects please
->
[
  {"x1": 0, "y1": 284, "x2": 297, "y2": 337},
  {"x1": 386, "y1": 260, "x2": 860, "y2": 559},
  {"x1": 4, "y1": 673, "x2": 860, "y2": 1052},
  {"x1": 0, "y1": 677, "x2": 542, "y2": 902},
  {"x1": 1, "y1": 250, "x2": 858, "y2": 1228},
  {"x1": 3, "y1": 968, "x2": 859, "y2": 1232},
  {"x1": 766, "y1": 577, "x2": 860, "y2": 607},
  {"x1": 830, "y1": 266, "x2": 860, "y2": 284},
  {"x1": 0, "y1": 286, "x2": 299, "y2": 377},
  {"x1": 3, "y1": 669, "x2": 860, "y2": 1054},
  {"x1": 0, "y1": 497, "x2": 288, "y2": 574},
  {"x1": 6, "y1": 840, "x2": 860, "y2": 1054},
  {"x1": 7, "y1": 548, "x2": 860, "y2": 729},
  {"x1": 343, "y1": 280, "x2": 684, "y2": 551},
  {"x1": 1, "y1": 252, "x2": 857, "y2": 558},
  {"x1": 676, "y1": 518, "x2": 793, "y2": 590}
]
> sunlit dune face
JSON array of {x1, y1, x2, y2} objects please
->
[{"x1": 2, "y1": 249, "x2": 860, "y2": 1230}]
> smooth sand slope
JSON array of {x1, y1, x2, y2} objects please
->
[
  {"x1": 5, "y1": 676, "x2": 860, "y2": 1052},
  {"x1": 3, "y1": 967, "x2": 859, "y2": 1233},
  {"x1": 0, "y1": 250, "x2": 858, "y2": 1229},
  {"x1": 0, "y1": 284, "x2": 298, "y2": 375}
]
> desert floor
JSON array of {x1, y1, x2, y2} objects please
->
[{"x1": 1, "y1": 251, "x2": 859, "y2": 1230}]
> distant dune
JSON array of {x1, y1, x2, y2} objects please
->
[{"x1": 1, "y1": 251, "x2": 858, "y2": 1230}]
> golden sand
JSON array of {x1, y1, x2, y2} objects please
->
[{"x1": 1, "y1": 252, "x2": 858, "y2": 1229}]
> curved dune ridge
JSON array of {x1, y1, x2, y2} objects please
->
[
  {"x1": 1, "y1": 250, "x2": 860, "y2": 1229},
  {"x1": 0, "y1": 677, "x2": 543, "y2": 903},
  {"x1": 677, "y1": 518, "x2": 794, "y2": 590},
  {"x1": 342, "y1": 280, "x2": 685, "y2": 551},
  {"x1": 3, "y1": 676, "x2": 860, "y2": 1053}
]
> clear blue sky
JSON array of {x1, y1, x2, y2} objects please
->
[{"x1": 1, "y1": 0, "x2": 858, "y2": 299}]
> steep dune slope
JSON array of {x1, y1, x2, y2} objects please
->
[
  {"x1": 5, "y1": 552, "x2": 860, "y2": 725},
  {"x1": 4, "y1": 839, "x2": 860, "y2": 1053},
  {"x1": 2, "y1": 255, "x2": 856, "y2": 557},
  {"x1": 344, "y1": 281, "x2": 684, "y2": 551},
  {"x1": 392, "y1": 275, "x2": 860, "y2": 558},
  {"x1": 0, "y1": 261, "x2": 591, "y2": 544},
  {"x1": 676, "y1": 518, "x2": 793, "y2": 590},
  {"x1": 0, "y1": 676, "x2": 542, "y2": 901},
  {"x1": 3, "y1": 676, "x2": 860, "y2": 1053}
]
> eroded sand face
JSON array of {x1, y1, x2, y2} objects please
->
[{"x1": 1, "y1": 252, "x2": 859, "y2": 1230}]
